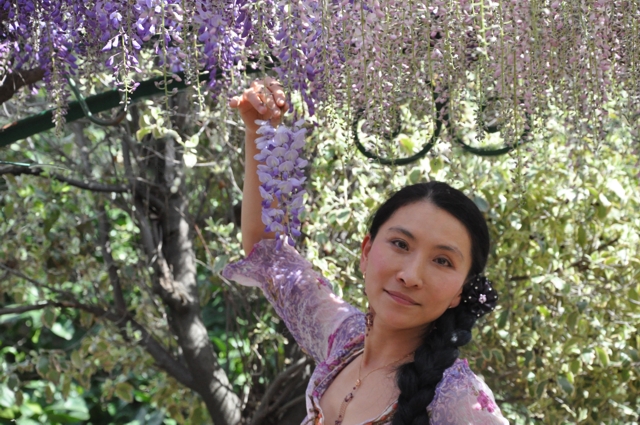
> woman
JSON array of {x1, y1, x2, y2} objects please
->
[{"x1": 223, "y1": 77, "x2": 509, "y2": 425}]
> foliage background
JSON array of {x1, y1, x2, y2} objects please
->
[{"x1": 1, "y1": 87, "x2": 639, "y2": 424}]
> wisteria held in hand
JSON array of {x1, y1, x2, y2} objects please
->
[
  {"x1": 1, "y1": 1, "x2": 639, "y2": 144},
  {"x1": 254, "y1": 119, "x2": 307, "y2": 250}
]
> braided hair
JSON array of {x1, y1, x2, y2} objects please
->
[{"x1": 367, "y1": 182, "x2": 495, "y2": 425}]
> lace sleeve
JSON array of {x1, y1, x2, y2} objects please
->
[
  {"x1": 428, "y1": 359, "x2": 509, "y2": 425},
  {"x1": 222, "y1": 239, "x2": 361, "y2": 363}
]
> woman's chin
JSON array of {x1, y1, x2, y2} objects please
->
[{"x1": 372, "y1": 310, "x2": 428, "y2": 334}]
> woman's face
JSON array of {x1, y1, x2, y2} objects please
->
[{"x1": 360, "y1": 201, "x2": 472, "y2": 333}]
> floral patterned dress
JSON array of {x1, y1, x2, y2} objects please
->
[{"x1": 223, "y1": 240, "x2": 509, "y2": 425}]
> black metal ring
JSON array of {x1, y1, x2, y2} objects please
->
[
  {"x1": 352, "y1": 86, "x2": 445, "y2": 166},
  {"x1": 447, "y1": 96, "x2": 532, "y2": 157}
]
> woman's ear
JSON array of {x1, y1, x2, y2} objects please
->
[
  {"x1": 359, "y1": 234, "x2": 373, "y2": 275},
  {"x1": 449, "y1": 285, "x2": 464, "y2": 309}
]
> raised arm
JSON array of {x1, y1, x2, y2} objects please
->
[{"x1": 229, "y1": 77, "x2": 288, "y2": 254}]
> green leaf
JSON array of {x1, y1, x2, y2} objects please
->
[
  {"x1": 41, "y1": 307, "x2": 56, "y2": 329},
  {"x1": 212, "y1": 255, "x2": 229, "y2": 274},
  {"x1": 0, "y1": 384, "x2": 16, "y2": 408},
  {"x1": 570, "y1": 359, "x2": 581, "y2": 374},
  {"x1": 472, "y1": 195, "x2": 490, "y2": 213},
  {"x1": 598, "y1": 192, "x2": 611, "y2": 207},
  {"x1": 46, "y1": 396, "x2": 90, "y2": 421},
  {"x1": 492, "y1": 349, "x2": 505, "y2": 363},
  {"x1": 2, "y1": 201, "x2": 13, "y2": 220},
  {"x1": 408, "y1": 168, "x2": 421, "y2": 184},
  {"x1": 597, "y1": 204, "x2": 608, "y2": 219},
  {"x1": 136, "y1": 127, "x2": 152, "y2": 142},
  {"x1": 398, "y1": 135, "x2": 415, "y2": 153},
  {"x1": 577, "y1": 300, "x2": 588, "y2": 313},
  {"x1": 79, "y1": 310, "x2": 94, "y2": 328},
  {"x1": 606, "y1": 179, "x2": 627, "y2": 202},
  {"x1": 535, "y1": 381, "x2": 546, "y2": 399},
  {"x1": 558, "y1": 376, "x2": 574, "y2": 395},
  {"x1": 334, "y1": 208, "x2": 351, "y2": 225},
  {"x1": 51, "y1": 320, "x2": 75, "y2": 340},
  {"x1": 550, "y1": 276, "x2": 565, "y2": 291},
  {"x1": 115, "y1": 382, "x2": 134, "y2": 403},
  {"x1": 43, "y1": 208, "x2": 60, "y2": 235},
  {"x1": 577, "y1": 226, "x2": 587, "y2": 247},
  {"x1": 566, "y1": 312, "x2": 579, "y2": 332},
  {"x1": 628, "y1": 287, "x2": 639, "y2": 304},
  {"x1": 536, "y1": 305, "x2": 550, "y2": 318},
  {"x1": 581, "y1": 349, "x2": 595, "y2": 365},
  {"x1": 621, "y1": 368, "x2": 631, "y2": 382},
  {"x1": 497, "y1": 309, "x2": 509, "y2": 328},
  {"x1": 595, "y1": 346, "x2": 610, "y2": 367}
]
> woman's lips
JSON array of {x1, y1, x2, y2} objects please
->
[{"x1": 385, "y1": 290, "x2": 419, "y2": 306}]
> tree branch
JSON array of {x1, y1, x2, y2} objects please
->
[
  {"x1": 0, "y1": 303, "x2": 53, "y2": 316},
  {"x1": 86, "y1": 304, "x2": 197, "y2": 390},
  {"x1": 0, "y1": 267, "x2": 197, "y2": 391},
  {"x1": 0, "y1": 165, "x2": 129, "y2": 193},
  {"x1": 73, "y1": 125, "x2": 127, "y2": 315},
  {"x1": 0, "y1": 68, "x2": 45, "y2": 105},
  {"x1": 250, "y1": 357, "x2": 311, "y2": 425},
  {"x1": 0, "y1": 262, "x2": 77, "y2": 299},
  {"x1": 121, "y1": 133, "x2": 188, "y2": 311}
]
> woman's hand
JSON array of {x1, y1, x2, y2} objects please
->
[
  {"x1": 229, "y1": 76, "x2": 289, "y2": 134},
  {"x1": 231, "y1": 77, "x2": 288, "y2": 253}
]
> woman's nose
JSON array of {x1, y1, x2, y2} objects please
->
[{"x1": 396, "y1": 259, "x2": 423, "y2": 288}]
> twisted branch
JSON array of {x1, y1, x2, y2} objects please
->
[
  {"x1": 0, "y1": 164, "x2": 129, "y2": 193},
  {"x1": 0, "y1": 68, "x2": 45, "y2": 105}
]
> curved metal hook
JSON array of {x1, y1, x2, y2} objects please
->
[
  {"x1": 447, "y1": 97, "x2": 533, "y2": 156},
  {"x1": 68, "y1": 78, "x2": 127, "y2": 126},
  {"x1": 352, "y1": 87, "x2": 446, "y2": 166}
]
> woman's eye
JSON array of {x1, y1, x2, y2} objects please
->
[
  {"x1": 392, "y1": 240, "x2": 409, "y2": 250},
  {"x1": 435, "y1": 257, "x2": 452, "y2": 267}
]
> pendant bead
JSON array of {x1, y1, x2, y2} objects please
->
[{"x1": 333, "y1": 350, "x2": 412, "y2": 425}]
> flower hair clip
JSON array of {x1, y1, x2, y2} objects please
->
[{"x1": 462, "y1": 275, "x2": 498, "y2": 318}]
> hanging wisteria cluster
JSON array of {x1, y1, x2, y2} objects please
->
[
  {"x1": 1, "y1": 0, "x2": 639, "y2": 142},
  {"x1": 254, "y1": 119, "x2": 307, "y2": 249}
]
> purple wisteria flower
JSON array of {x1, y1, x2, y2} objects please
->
[
  {"x1": 1, "y1": 0, "x2": 639, "y2": 144},
  {"x1": 253, "y1": 119, "x2": 308, "y2": 250}
]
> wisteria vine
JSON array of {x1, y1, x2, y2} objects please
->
[
  {"x1": 0, "y1": 0, "x2": 639, "y2": 142},
  {"x1": 254, "y1": 119, "x2": 307, "y2": 249}
]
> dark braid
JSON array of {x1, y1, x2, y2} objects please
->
[
  {"x1": 367, "y1": 182, "x2": 493, "y2": 425},
  {"x1": 392, "y1": 304, "x2": 478, "y2": 425}
]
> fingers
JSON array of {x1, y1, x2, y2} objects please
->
[
  {"x1": 229, "y1": 96, "x2": 241, "y2": 108},
  {"x1": 247, "y1": 89, "x2": 268, "y2": 115},
  {"x1": 253, "y1": 79, "x2": 285, "y2": 120},
  {"x1": 264, "y1": 76, "x2": 287, "y2": 107},
  {"x1": 229, "y1": 78, "x2": 289, "y2": 121}
]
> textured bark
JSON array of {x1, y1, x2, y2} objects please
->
[
  {"x1": 0, "y1": 68, "x2": 45, "y2": 105},
  {"x1": 158, "y1": 134, "x2": 242, "y2": 424},
  {"x1": 66, "y1": 114, "x2": 242, "y2": 423},
  {"x1": 250, "y1": 357, "x2": 312, "y2": 425}
]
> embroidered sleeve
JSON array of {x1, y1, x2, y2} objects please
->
[
  {"x1": 222, "y1": 239, "x2": 361, "y2": 363},
  {"x1": 428, "y1": 359, "x2": 509, "y2": 425}
]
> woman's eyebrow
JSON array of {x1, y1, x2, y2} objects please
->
[
  {"x1": 387, "y1": 226, "x2": 416, "y2": 240},
  {"x1": 435, "y1": 244, "x2": 465, "y2": 260}
]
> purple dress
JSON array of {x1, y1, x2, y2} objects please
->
[{"x1": 223, "y1": 240, "x2": 509, "y2": 425}]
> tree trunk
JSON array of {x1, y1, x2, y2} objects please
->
[{"x1": 156, "y1": 129, "x2": 242, "y2": 424}]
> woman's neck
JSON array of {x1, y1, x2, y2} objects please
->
[{"x1": 361, "y1": 322, "x2": 425, "y2": 368}]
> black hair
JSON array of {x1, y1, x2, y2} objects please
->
[{"x1": 367, "y1": 181, "x2": 491, "y2": 425}]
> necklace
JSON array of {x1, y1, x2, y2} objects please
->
[{"x1": 334, "y1": 351, "x2": 412, "y2": 425}]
